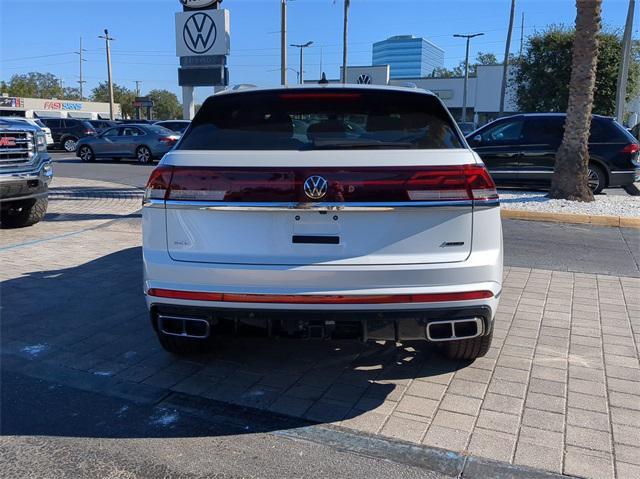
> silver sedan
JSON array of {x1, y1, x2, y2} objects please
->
[{"x1": 75, "y1": 124, "x2": 180, "y2": 164}]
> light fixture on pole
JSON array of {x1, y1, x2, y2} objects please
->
[
  {"x1": 290, "y1": 41, "x2": 313, "y2": 84},
  {"x1": 453, "y1": 32, "x2": 484, "y2": 123}
]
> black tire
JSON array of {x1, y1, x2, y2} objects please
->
[
  {"x1": 1, "y1": 197, "x2": 48, "y2": 228},
  {"x1": 136, "y1": 145, "x2": 153, "y2": 164},
  {"x1": 78, "y1": 145, "x2": 95, "y2": 162},
  {"x1": 62, "y1": 136, "x2": 79, "y2": 152},
  {"x1": 588, "y1": 164, "x2": 607, "y2": 195},
  {"x1": 157, "y1": 332, "x2": 209, "y2": 356},
  {"x1": 441, "y1": 331, "x2": 493, "y2": 360}
]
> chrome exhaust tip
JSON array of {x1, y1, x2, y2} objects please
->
[
  {"x1": 158, "y1": 314, "x2": 210, "y2": 339},
  {"x1": 426, "y1": 318, "x2": 484, "y2": 342}
]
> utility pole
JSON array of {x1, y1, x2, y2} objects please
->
[
  {"x1": 134, "y1": 81, "x2": 142, "y2": 96},
  {"x1": 454, "y1": 33, "x2": 484, "y2": 123},
  {"x1": 75, "y1": 37, "x2": 87, "y2": 100},
  {"x1": 342, "y1": 0, "x2": 350, "y2": 83},
  {"x1": 519, "y1": 12, "x2": 525, "y2": 58},
  {"x1": 615, "y1": 0, "x2": 635, "y2": 123},
  {"x1": 99, "y1": 29, "x2": 115, "y2": 120},
  {"x1": 499, "y1": 0, "x2": 516, "y2": 116},
  {"x1": 281, "y1": 0, "x2": 287, "y2": 85},
  {"x1": 291, "y1": 41, "x2": 313, "y2": 84}
]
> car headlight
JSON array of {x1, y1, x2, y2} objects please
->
[{"x1": 36, "y1": 132, "x2": 47, "y2": 152}]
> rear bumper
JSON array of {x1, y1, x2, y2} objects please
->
[
  {"x1": 609, "y1": 169, "x2": 639, "y2": 187},
  {"x1": 150, "y1": 303, "x2": 495, "y2": 341}
]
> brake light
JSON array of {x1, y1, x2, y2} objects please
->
[
  {"x1": 147, "y1": 165, "x2": 497, "y2": 204},
  {"x1": 147, "y1": 288, "x2": 493, "y2": 304},
  {"x1": 144, "y1": 165, "x2": 174, "y2": 201},
  {"x1": 622, "y1": 143, "x2": 639, "y2": 154},
  {"x1": 160, "y1": 137, "x2": 177, "y2": 145}
]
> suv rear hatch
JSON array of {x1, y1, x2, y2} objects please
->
[{"x1": 145, "y1": 88, "x2": 497, "y2": 266}]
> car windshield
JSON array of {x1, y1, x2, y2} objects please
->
[{"x1": 178, "y1": 88, "x2": 463, "y2": 150}]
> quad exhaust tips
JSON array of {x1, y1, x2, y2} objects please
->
[
  {"x1": 426, "y1": 318, "x2": 484, "y2": 342},
  {"x1": 158, "y1": 314, "x2": 210, "y2": 339}
]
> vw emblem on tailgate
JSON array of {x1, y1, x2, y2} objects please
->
[
  {"x1": 303, "y1": 175, "x2": 328, "y2": 200},
  {"x1": 183, "y1": 12, "x2": 217, "y2": 54}
]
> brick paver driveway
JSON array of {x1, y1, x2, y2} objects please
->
[{"x1": 2, "y1": 178, "x2": 639, "y2": 478}]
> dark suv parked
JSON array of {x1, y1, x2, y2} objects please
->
[
  {"x1": 467, "y1": 113, "x2": 640, "y2": 194},
  {"x1": 39, "y1": 118, "x2": 97, "y2": 152}
]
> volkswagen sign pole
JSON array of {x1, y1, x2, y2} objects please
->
[{"x1": 176, "y1": 0, "x2": 229, "y2": 119}]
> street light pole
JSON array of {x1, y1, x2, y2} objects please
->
[
  {"x1": 615, "y1": 0, "x2": 635, "y2": 123},
  {"x1": 454, "y1": 32, "x2": 484, "y2": 123},
  {"x1": 98, "y1": 29, "x2": 116, "y2": 120},
  {"x1": 290, "y1": 41, "x2": 313, "y2": 84},
  {"x1": 281, "y1": 0, "x2": 287, "y2": 86},
  {"x1": 499, "y1": 0, "x2": 516, "y2": 116},
  {"x1": 342, "y1": 0, "x2": 350, "y2": 83}
]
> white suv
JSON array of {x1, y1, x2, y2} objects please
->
[{"x1": 142, "y1": 85, "x2": 502, "y2": 360}]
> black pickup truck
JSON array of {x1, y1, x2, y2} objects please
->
[{"x1": 0, "y1": 119, "x2": 53, "y2": 228}]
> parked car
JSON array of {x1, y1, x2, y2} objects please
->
[
  {"x1": 142, "y1": 85, "x2": 503, "y2": 359},
  {"x1": 154, "y1": 120, "x2": 190, "y2": 134},
  {"x1": 116, "y1": 119, "x2": 156, "y2": 125},
  {"x1": 0, "y1": 119, "x2": 53, "y2": 227},
  {"x1": 75, "y1": 124, "x2": 180, "y2": 164},
  {"x1": 39, "y1": 118, "x2": 97, "y2": 152},
  {"x1": 467, "y1": 113, "x2": 640, "y2": 194},
  {"x1": 87, "y1": 119, "x2": 118, "y2": 133},
  {"x1": 0, "y1": 117, "x2": 54, "y2": 146},
  {"x1": 629, "y1": 123, "x2": 640, "y2": 141}
]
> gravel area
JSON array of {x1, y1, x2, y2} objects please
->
[{"x1": 498, "y1": 189, "x2": 640, "y2": 217}]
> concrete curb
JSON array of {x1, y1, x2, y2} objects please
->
[{"x1": 501, "y1": 208, "x2": 640, "y2": 229}]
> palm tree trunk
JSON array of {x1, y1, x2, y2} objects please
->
[{"x1": 549, "y1": 0, "x2": 602, "y2": 201}]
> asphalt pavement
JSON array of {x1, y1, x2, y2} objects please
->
[{"x1": 49, "y1": 152, "x2": 640, "y2": 277}]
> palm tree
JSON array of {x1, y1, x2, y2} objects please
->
[{"x1": 549, "y1": 0, "x2": 602, "y2": 201}]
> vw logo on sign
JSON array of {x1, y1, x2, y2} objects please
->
[
  {"x1": 183, "y1": 12, "x2": 217, "y2": 54},
  {"x1": 303, "y1": 176, "x2": 328, "y2": 200},
  {"x1": 357, "y1": 74, "x2": 372, "y2": 84}
]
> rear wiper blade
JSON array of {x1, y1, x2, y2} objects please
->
[{"x1": 310, "y1": 140, "x2": 414, "y2": 149}]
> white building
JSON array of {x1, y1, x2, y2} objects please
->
[{"x1": 0, "y1": 95, "x2": 121, "y2": 120}]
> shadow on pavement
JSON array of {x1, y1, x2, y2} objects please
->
[{"x1": 1, "y1": 246, "x2": 473, "y2": 440}]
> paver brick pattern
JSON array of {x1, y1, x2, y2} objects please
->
[{"x1": 2, "y1": 178, "x2": 640, "y2": 479}]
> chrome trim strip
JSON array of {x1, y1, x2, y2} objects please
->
[
  {"x1": 609, "y1": 170, "x2": 637, "y2": 175},
  {"x1": 161, "y1": 199, "x2": 475, "y2": 211}
]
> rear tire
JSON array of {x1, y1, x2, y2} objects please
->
[
  {"x1": 78, "y1": 145, "x2": 95, "y2": 162},
  {"x1": 157, "y1": 332, "x2": 209, "y2": 355},
  {"x1": 441, "y1": 331, "x2": 493, "y2": 360},
  {"x1": 588, "y1": 164, "x2": 606, "y2": 194},
  {"x1": 62, "y1": 136, "x2": 78, "y2": 152},
  {"x1": 1, "y1": 197, "x2": 48, "y2": 228},
  {"x1": 137, "y1": 145, "x2": 153, "y2": 164}
]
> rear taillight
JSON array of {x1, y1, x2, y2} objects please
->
[
  {"x1": 622, "y1": 143, "x2": 639, "y2": 154},
  {"x1": 144, "y1": 165, "x2": 174, "y2": 201},
  {"x1": 160, "y1": 137, "x2": 177, "y2": 145},
  {"x1": 144, "y1": 165, "x2": 497, "y2": 205}
]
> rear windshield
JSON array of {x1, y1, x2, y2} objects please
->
[{"x1": 178, "y1": 88, "x2": 463, "y2": 150}]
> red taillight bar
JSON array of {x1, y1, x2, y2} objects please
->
[
  {"x1": 147, "y1": 288, "x2": 493, "y2": 304},
  {"x1": 622, "y1": 143, "x2": 639, "y2": 154}
]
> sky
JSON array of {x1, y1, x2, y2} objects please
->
[{"x1": 0, "y1": 0, "x2": 637, "y2": 105}]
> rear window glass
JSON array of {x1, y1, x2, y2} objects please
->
[
  {"x1": 147, "y1": 125, "x2": 174, "y2": 135},
  {"x1": 178, "y1": 89, "x2": 463, "y2": 150},
  {"x1": 590, "y1": 118, "x2": 631, "y2": 143}
]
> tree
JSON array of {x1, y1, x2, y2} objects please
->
[
  {"x1": 63, "y1": 87, "x2": 82, "y2": 101},
  {"x1": 430, "y1": 52, "x2": 498, "y2": 78},
  {"x1": 147, "y1": 89, "x2": 182, "y2": 120},
  {"x1": 515, "y1": 26, "x2": 638, "y2": 115},
  {"x1": 2, "y1": 72, "x2": 63, "y2": 99},
  {"x1": 91, "y1": 82, "x2": 136, "y2": 118},
  {"x1": 549, "y1": 0, "x2": 602, "y2": 202}
]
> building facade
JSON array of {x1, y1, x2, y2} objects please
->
[
  {"x1": 0, "y1": 95, "x2": 121, "y2": 119},
  {"x1": 372, "y1": 35, "x2": 444, "y2": 79}
]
